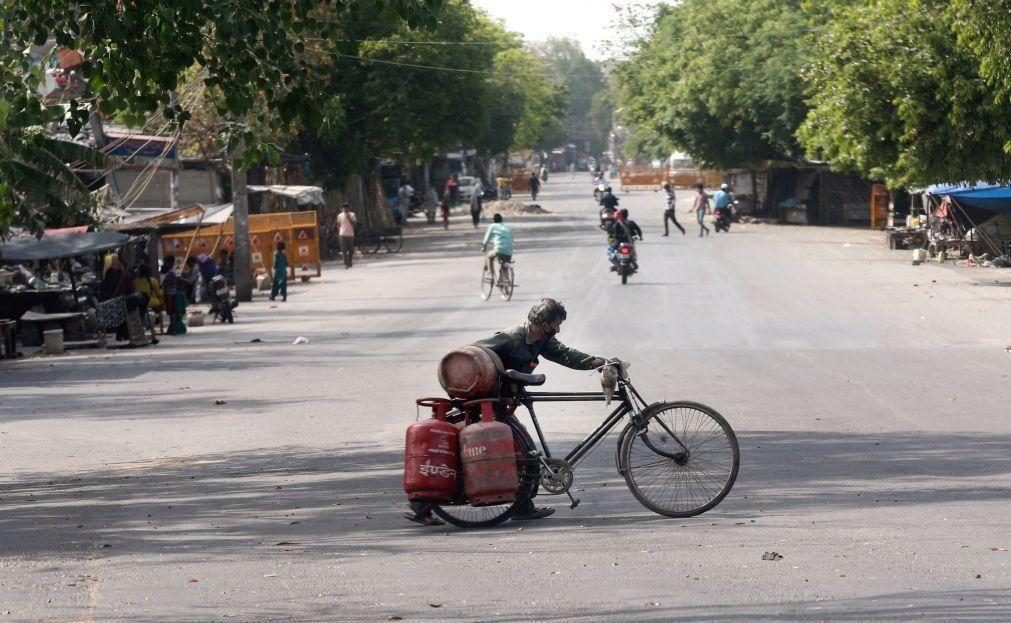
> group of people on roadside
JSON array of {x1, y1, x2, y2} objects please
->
[
  {"x1": 662, "y1": 182, "x2": 735, "y2": 237},
  {"x1": 154, "y1": 249, "x2": 235, "y2": 334}
]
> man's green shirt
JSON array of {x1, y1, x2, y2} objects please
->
[{"x1": 473, "y1": 324, "x2": 595, "y2": 374}]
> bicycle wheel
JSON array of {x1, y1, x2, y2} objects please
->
[
  {"x1": 498, "y1": 265, "x2": 514, "y2": 301},
  {"x1": 383, "y1": 233, "x2": 403, "y2": 253},
  {"x1": 432, "y1": 431, "x2": 538, "y2": 528},
  {"x1": 618, "y1": 401, "x2": 739, "y2": 518},
  {"x1": 480, "y1": 265, "x2": 495, "y2": 300}
]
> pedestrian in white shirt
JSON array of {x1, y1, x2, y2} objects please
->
[{"x1": 337, "y1": 203, "x2": 357, "y2": 269}]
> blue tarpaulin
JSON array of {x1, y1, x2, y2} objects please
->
[{"x1": 925, "y1": 182, "x2": 1011, "y2": 213}]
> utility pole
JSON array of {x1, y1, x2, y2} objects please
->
[
  {"x1": 169, "y1": 90, "x2": 180, "y2": 212},
  {"x1": 232, "y1": 144, "x2": 253, "y2": 302}
]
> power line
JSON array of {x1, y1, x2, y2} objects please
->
[{"x1": 334, "y1": 53, "x2": 605, "y2": 79}]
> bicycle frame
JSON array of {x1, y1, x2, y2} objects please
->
[{"x1": 516, "y1": 376, "x2": 654, "y2": 467}]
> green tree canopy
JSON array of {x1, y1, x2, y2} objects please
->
[
  {"x1": 614, "y1": 0, "x2": 810, "y2": 168},
  {"x1": 533, "y1": 39, "x2": 610, "y2": 153},
  {"x1": 0, "y1": 0, "x2": 443, "y2": 235},
  {"x1": 799, "y1": 0, "x2": 1011, "y2": 187}
]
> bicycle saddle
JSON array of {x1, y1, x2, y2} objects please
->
[{"x1": 504, "y1": 369, "x2": 545, "y2": 386}]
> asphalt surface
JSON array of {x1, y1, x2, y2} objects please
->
[{"x1": 2, "y1": 173, "x2": 1010, "y2": 622}]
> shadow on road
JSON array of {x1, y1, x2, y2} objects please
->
[{"x1": 3, "y1": 429, "x2": 1010, "y2": 560}]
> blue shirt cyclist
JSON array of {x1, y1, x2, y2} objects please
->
[{"x1": 482, "y1": 213, "x2": 514, "y2": 275}]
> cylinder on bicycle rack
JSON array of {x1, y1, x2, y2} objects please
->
[
  {"x1": 460, "y1": 399, "x2": 519, "y2": 507},
  {"x1": 403, "y1": 398, "x2": 460, "y2": 503},
  {"x1": 438, "y1": 345, "x2": 504, "y2": 399}
]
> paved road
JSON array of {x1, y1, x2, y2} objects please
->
[{"x1": 2, "y1": 174, "x2": 1010, "y2": 621}]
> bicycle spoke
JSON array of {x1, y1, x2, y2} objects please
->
[{"x1": 620, "y1": 402, "x2": 739, "y2": 518}]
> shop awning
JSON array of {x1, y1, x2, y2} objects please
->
[
  {"x1": 247, "y1": 185, "x2": 324, "y2": 206},
  {"x1": 111, "y1": 203, "x2": 235, "y2": 231},
  {"x1": 0, "y1": 231, "x2": 131, "y2": 262},
  {"x1": 925, "y1": 183, "x2": 1011, "y2": 213}
]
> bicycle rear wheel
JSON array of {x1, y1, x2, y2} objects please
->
[
  {"x1": 383, "y1": 233, "x2": 403, "y2": 253},
  {"x1": 481, "y1": 265, "x2": 495, "y2": 300},
  {"x1": 432, "y1": 433, "x2": 538, "y2": 529},
  {"x1": 618, "y1": 401, "x2": 739, "y2": 518},
  {"x1": 498, "y1": 265, "x2": 514, "y2": 301}
]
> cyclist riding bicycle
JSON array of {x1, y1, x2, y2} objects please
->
[
  {"x1": 481, "y1": 213, "x2": 514, "y2": 277},
  {"x1": 406, "y1": 298, "x2": 609, "y2": 526}
]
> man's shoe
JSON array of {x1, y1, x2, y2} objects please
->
[
  {"x1": 662, "y1": 233, "x2": 669, "y2": 237},
  {"x1": 512, "y1": 506, "x2": 555, "y2": 521},
  {"x1": 609, "y1": 265, "x2": 618, "y2": 272},
  {"x1": 403, "y1": 511, "x2": 445, "y2": 526}
]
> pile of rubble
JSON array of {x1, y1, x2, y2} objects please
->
[{"x1": 484, "y1": 200, "x2": 551, "y2": 215}]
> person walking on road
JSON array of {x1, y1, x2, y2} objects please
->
[
  {"x1": 469, "y1": 185, "x2": 483, "y2": 228},
  {"x1": 337, "y1": 202, "x2": 357, "y2": 269},
  {"x1": 529, "y1": 171, "x2": 541, "y2": 201},
  {"x1": 692, "y1": 183, "x2": 711, "y2": 237},
  {"x1": 445, "y1": 173, "x2": 460, "y2": 205},
  {"x1": 270, "y1": 241, "x2": 288, "y2": 302},
  {"x1": 440, "y1": 198, "x2": 451, "y2": 230},
  {"x1": 662, "y1": 182, "x2": 685, "y2": 236}
]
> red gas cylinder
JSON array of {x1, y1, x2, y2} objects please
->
[
  {"x1": 438, "y1": 345, "x2": 504, "y2": 399},
  {"x1": 403, "y1": 398, "x2": 460, "y2": 503},
  {"x1": 460, "y1": 399, "x2": 519, "y2": 507}
]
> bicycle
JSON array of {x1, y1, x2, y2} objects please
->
[
  {"x1": 431, "y1": 362, "x2": 740, "y2": 528},
  {"x1": 481, "y1": 255, "x2": 515, "y2": 301}
]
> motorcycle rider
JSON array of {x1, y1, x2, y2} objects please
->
[
  {"x1": 599, "y1": 185, "x2": 619, "y2": 212},
  {"x1": 608, "y1": 208, "x2": 643, "y2": 271},
  {"x1": 406, "y1": 298, "x2": 608, "y2": 526},
  {"x1": 713, "y1": 183, "x2": 734, "y2": 226}
]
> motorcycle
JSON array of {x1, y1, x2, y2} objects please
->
[
  {"x1": 615, "y1": 243, "x2": 636, "y2": 285},
  {"x1": 599, "y1": 208, "x2": 616, "y2": 231},
  {"x1": 208, "y1": 274, "x2": 237, "y2": 323},
  {"x1": 593, "y1": 183, "x2": 606, "y2": 203},
  {"x1": 714, "y1": 201, "x2": 737, "y2": 233}
]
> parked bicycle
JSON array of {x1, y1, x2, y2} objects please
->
[
  {"x1": 481, "y1": 256, "x2": 515, "y2": 301},
  {"x1": 431, "y1": 361, "x2": 740, "y2": 527}
]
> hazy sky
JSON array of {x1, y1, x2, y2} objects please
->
[{"x1": 471, "y1": 0, "x2": 662, "y2": 60}]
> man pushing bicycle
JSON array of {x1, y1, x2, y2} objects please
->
[{"x1": 406, "y1": 298, "x2": 608, "y2": 526}]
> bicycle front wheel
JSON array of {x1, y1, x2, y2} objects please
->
[
  {"x1": 618, "y1": 401, "x2": 739, "y2": 518},
  {"x1": 499, "y1": 265, "x2": 514, "y2": 301},
  {"x1": 481, "y1": 265, "x2": 495, "y2": 300}
]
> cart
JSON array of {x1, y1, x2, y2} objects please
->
[{"x1": 354, "y1": 226, "x2": 403, "y2": 255}]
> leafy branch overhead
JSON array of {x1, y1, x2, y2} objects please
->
[{"x1": 614, "y1": 0, "x2": 1011, "y2": 187}]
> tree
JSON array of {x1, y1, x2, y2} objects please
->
[
  {"x1": 0, "y1": 0, "x2": 442, "y2": 234},
  {"x1": 799, "y1": 0, "x2": 1011, "y2": 187},
  {"x1": 614, "y1": 0, "x2": 810, "y2": 168},
  {"x1": 295, "y1": 2, "x2": 567, "y2": 185},
  {"x1": 288, "y1": 0, "x2": 499, "y2": 186},
  {"x1": 0, "y1": 106, "x2": 106, "y2": 236},
  {"x1": 533, "y1": 39, "x2": 609, "y2": 153},
  {"x1": 951, "y1": 0, "x2": 1011, "y2": 108}
]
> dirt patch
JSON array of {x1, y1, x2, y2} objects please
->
[{"x1": 484, "y1": 200, "x2": 552, "y2": 216}]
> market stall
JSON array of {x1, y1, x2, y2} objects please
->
[
  {"x1": 0, "y1": 231, "x2": 134, "y2": 349},
  {"x1": 924, "y1": 183, "x2": 1011, "y2": 261}
]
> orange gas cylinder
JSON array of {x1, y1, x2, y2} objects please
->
[
  {"x1": 403, "y1": 398, "x2": 460, "y2": 503},
  {"x1": 460, "y1": 399, "x2": 519, "y2": 507}
]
